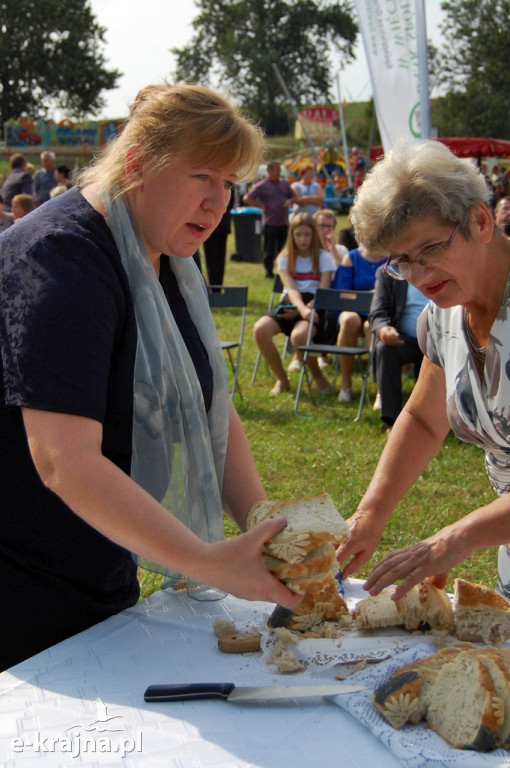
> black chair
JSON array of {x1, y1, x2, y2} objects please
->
[
  {"x1": 251, "y1": 273, "x2": 292, "y2": 384},
  {"x1": 293, "y1": 288, "x2": 375, "y2": 421},
  {"x1": 207, "y1": 285, "x2": 248, "y2": 401}
]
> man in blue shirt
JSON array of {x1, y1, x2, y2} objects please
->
[
  {"x1": 243, "y1": 161, "x2": 296, "y2": 277},
  {"x1": 369, "y1": 264, "x2": 429, "y2": 428}
]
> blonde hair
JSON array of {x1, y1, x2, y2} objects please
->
[
  {"x1": 350, "y1": 139, "x2": 491, "y2": 253},
  {"x1": 281, "y1": 212, "x2": 321, "y2": 273},
  {"x1": 77, "y1": 83, "x2": 265, "y2": 197},
  {"x1": 12, "y1": 193, "x2": 36, "y2": 215},
  {"x1": 313, "y1": 208, "x2": 336, "y2": 226}
]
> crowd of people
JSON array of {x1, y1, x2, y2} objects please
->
[
  {"x1": 2, "y1": 80, "x2": 510, "y2": 672},
  {"x1": 0, "y1": 150, "x2": 73, "y2": 231}
]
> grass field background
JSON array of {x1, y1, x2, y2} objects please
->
[{"x1": 138, "y1": 213, "x2": 498, "y2": 600}]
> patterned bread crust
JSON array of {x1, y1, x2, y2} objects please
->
[
  {"x1": 373, "y1": 646, "x2": 510, "y2": 752},
  {"x1": 262, "y1": 543, "x2": 337, "y2": 580}
]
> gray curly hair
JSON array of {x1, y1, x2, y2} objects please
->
[{"x1": 350, "y1": 139, "x2": 491, "y2": 253}]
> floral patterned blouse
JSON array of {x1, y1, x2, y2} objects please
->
[{"x1": 418, "y1": 299, "x2": 510, "y2": 496}]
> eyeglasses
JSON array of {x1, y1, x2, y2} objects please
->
[
  {"x1": 317, "y1": 224, "x2": 335, "y2": 230},
  {"x1": 383, "y1": 224, "x2": 461, "y2": 281}
]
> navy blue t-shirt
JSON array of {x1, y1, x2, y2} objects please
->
[{"x1": 0, "y1": 187, "x2": 212, "y2": 669}]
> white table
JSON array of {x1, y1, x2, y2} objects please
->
[
  {"x1": 0, "y1": 581, "x2": 407, "y2": 768},
  {"x1": 1, "y1": 583, "x2": 507, "y2": 768}
]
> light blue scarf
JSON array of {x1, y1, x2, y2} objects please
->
[{"x1": 102, "y1": 192, "x2": 230, "y2": 580}]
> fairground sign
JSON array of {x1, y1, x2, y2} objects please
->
[{"x1": 4, "y1": 117, "x2": 126, "y2": 148}]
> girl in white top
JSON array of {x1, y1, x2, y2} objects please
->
[{"x1": 253, "y1": 212, "x2": 336, "y2": 395}]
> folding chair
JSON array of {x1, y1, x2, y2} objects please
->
[
  {"x1": 251, "y1": 273, "x2": 292, "y2": 384},
  {"x1": 293, "y1": 288, "x2": 375, "y2": 421},
  {"x1": 207, "y1": 285, "x2": 248, "y2": 401}
]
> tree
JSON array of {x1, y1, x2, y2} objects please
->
[
  {"x1": 172, "y1": 0, "x2": 357, "y2": 135},
  {"x1": 431, "y1": 0, "x2": 510, "y2": 138},
  {"x1": 0, "y1": 0, "x2": 121, "y2": 126}
]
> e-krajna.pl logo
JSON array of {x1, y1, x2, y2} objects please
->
[{"x1": 10, "y1": 697, "x2": 143, "y2": 759}]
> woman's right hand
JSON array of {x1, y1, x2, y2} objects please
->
[
  {"x1": 335, "y1": 507, "x2": 386, "y2": 580},
  {"x1": 198, "y1": 517, "x2": 304, "y2": 609}
]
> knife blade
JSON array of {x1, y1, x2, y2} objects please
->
[{"x1": 144, "y1": 682, "x2": 366, "y2": 703}]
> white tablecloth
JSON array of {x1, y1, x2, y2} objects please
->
[{"x1": 1, "y1": 581, "x2": 508, "y2": 767}]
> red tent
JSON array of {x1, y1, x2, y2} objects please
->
[{"x1": 370, "y1": 137, "x2": 510, "y2": 162}]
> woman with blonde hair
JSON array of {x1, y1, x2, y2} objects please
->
[
  {"x1": 0, "y1": 82, "x2": 302, "y2": 670},
  {"x1": 253, "y1": 211, "x2": 335, "y2": 395}
]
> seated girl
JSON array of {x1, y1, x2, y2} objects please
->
[{"x1": 253, "y1": 212, "x2": 336, "y2": 396}]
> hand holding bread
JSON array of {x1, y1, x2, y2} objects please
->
[{"x1": 247, "y1": 494, "x2": 351, "y2": 630}]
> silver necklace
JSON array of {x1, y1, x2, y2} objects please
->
[{"x1": 463, "y1": 268, "x2": 510, "y2": 366}]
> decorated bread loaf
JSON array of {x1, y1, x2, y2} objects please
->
[
  {"x1": 247, "y1": 493, "x2": 350, "y2": 630},
  {"x1": 372, "y1": 645, "x2": 510, "y2": 752}
]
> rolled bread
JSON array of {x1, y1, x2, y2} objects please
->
[{"x1": 454, "y1": 577, "x2": 510, "y2": 643}]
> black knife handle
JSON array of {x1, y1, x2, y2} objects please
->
[{"x1": 144, "y1": 683, "x2": 236, "y2": 702}]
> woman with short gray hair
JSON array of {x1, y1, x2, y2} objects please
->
[{"x1": 337, "y1": 138, "x2": 510, "y2": 602}]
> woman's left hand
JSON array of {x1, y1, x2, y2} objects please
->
[{"x1": 363, "y1": 525, "x2": 473, "y2": 601}]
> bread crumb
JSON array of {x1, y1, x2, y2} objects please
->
[{"x1": 212, "y1": 619, "x2": 237, "y2": 637}]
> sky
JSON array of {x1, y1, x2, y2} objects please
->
[{"x1": 87, "y1": 0, "x2": 447, "y2": 119}]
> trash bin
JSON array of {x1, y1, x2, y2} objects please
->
[{"x1": 230, "y1": 207, "x2": 263, "y2": 262}]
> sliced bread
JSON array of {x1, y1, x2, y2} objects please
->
[
  {"x1": 262, "y1": 542, "x2": 338, "y2": 581},
  {"x1": 355, "y1": 581, "x2": 454, "y2": 632},
  {"x1": 454, "y1": 578, "x2": 510, "y2": 643},
  {"x1": 397, "y1": 580, "x2": 454, "y2": 633},
  {"x1": 247, "y1": 493, "x2": 350, "y2": 558},
  {"x1": 355, "y1": 588, "x2": 401, "y2": 630},
  {"x1": 426, "y1": 651, "x2": 500, "y2": 751},
  {"x1": 373, "y1": 646, "x2": 510, "y2": 752}
]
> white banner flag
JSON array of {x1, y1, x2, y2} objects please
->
[{"x1": 354, "y1": 0, "x2": 430, "y2": 151}]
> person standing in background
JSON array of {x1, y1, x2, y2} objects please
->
[
  {"x1": 291, "y1": 163, "x2": 325, "y2": 216},
  {"x1": 1, "y1": 154, "x2": 34, "y2": 211},
  {"x1": 242, "y1": 161, "x2": 296, "y2": 278},
  {"x1": 202, "y1": 192, "x2": 234, "y2": 289},
  {"x1": 34, "y1": 150, "x2": 57, "y2": 204}
]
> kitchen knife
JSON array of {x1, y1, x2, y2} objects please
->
[{"x1": 144, "y1": 682, "x2": 366, "y2": 703}]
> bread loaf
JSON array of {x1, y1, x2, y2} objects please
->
[
  {"x1": 372, "y1": 646, "x2": 510, "y2": 752},
  {"x1": 247, "y1": 493, "x2": 350, "y2": 560},
  {"x1": 454, "y1": 578, "x2": 510, "y2": 644},
  {"x1": 248, "y1": 494, "x2": 350, "y2": 629},
  {"x1": 426, "y1": 651, "x2": 501, "y2": 751}
]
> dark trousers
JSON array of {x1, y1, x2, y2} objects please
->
[
  {"x1": 203, "y1": 231, "x2": 228, "y2": 288},
  {"x1": 263, "y1": 224, "x2": 288, "y2": 276},
  {"x1": 375, "y1": 334, "x2": 423, "y2": 426}
]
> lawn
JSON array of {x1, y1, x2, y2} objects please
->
[{"x1": 138, "y1": 213, "x2": 499, "y2": 600}]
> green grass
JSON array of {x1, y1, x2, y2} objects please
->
[{"x1": 138, "y1": 212, "x2": 499, "y2": 600}]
